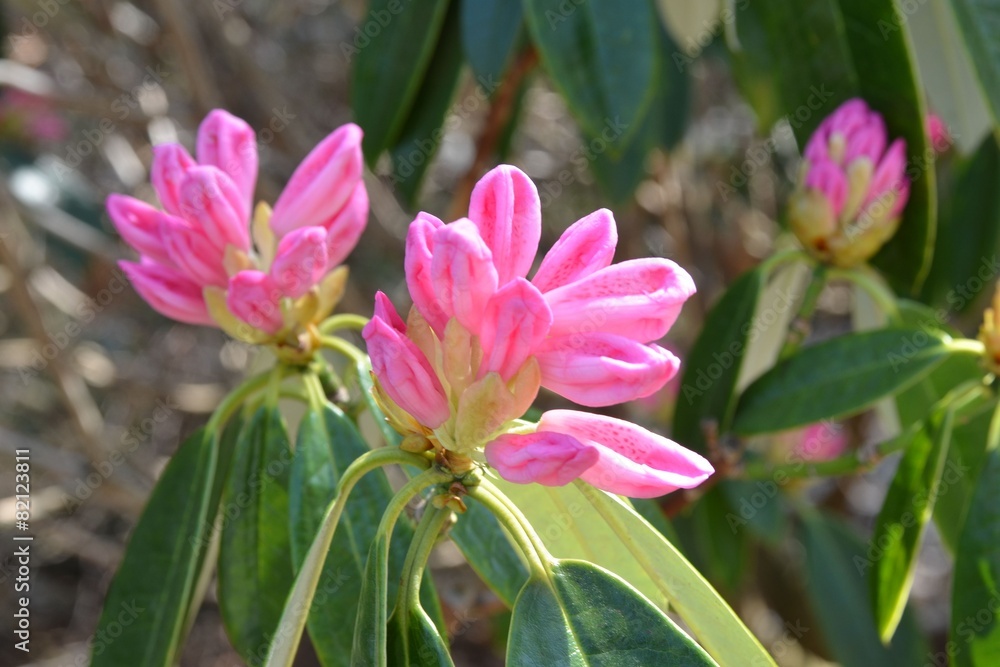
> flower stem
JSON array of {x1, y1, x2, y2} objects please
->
[
  {"x1": 778, "y1": 263, "x2": 827, "y2": 360},
  {"x1": 948, "y1": 338, "x2": 986, "y2": 356},
  {"x1": 759, "y1": 249, "x2": 808, "y2": 279},
  {"x1": 397, "y1": 505, "x2": 452, "y2": 618},
  {"x1": 829, "y1": 265, "x2": 902, "y2": 324},
  {"x1": 319, "y1": 313, "x2": 370, "y2": 334},
  {"x1": 467, "y1": 480, "x2": 551, "y2": 579},
  {"x1": 320, "y1": 335, "x2": 367, "y2": 365},
  {"x1": 206, "y1": 370, "x2": 274, "y2": 433}
]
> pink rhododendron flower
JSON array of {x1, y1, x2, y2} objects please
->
[
  {"x1": 789, "y1": 98, "x2": 909, "y2": 267},
  {"x1": 926, "y1": 113, "x2": 950, "y2": 154},
  {"x1": 107, "y1": 110, "x2": 366, "y2": 345},
  {"x1": 790, "y1": 422, "x2": 848, "y2": 462},
  {"x1": 363, "y1": 165, "x2": 711, "y2": 498}
]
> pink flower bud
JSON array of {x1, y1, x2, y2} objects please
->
[
  {"x1": 161, "y1": 217, "x2": 230, "y2": 288},
  {"x1": 270, "y1": 226, "x2": 328, "y2": 298},
  {"x1": 226, "y1": 270, "x2": 284, "y2": 334},
  {"x1": 270, "y1": 123, "x2": 364, "y2": 236},
  {"x1": 363, "y1": 294, "x2": 450, "y2": 428},
  {"x1": 196, "y1": 109, "x2": 258, "y2": 213},
  {"x1": 324, "y1": 181, "x2": 369, "y2": 270},
  {"x1": 178, "y1": 166, "x2": 251, "y2": 252},
  {"x1": 106, "y1": 195, "x2": 173, "y2": 266},
  {"x1": 468, "y1": 165, "x2": 542, "y2": 284},
  {"x1": 485, "y1": 432, "x2": 599, "y2": 486},
  {"x1": 431, "y1": 219, "x2": 500, "y2": 333},
  {"x1": 120, "y1": 260, "x2": 214, "y2": 326},
  {"x1": 478, "y1": 278, "x2": 552, "y2": 381},
  {"x1": 405, "y1": 212, "x2": 448, "y2": 333},
  {"x1": 532, "y1": 208, "x2": 617, "y2": 293},
  {"x1": 151, "y1": 143, "x2": 196, "y2": 217}
]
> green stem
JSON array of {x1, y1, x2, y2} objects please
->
[
  {"x1": 206, "y1": 370, "x2": 274, "y2": 432},
  {"x1": 985, "y1": 395, "x2": 1000, "y2": 454},
  {"x1": 320, "y1": 335, "x2": 367, "y2": 365},
  {"x1": 829, "y1": 266, "x2": 902, "y2": 324},
  {"x1": 467, "y1": 481, "x2": 551, "y2": 578},
  {"x1": 778, "y1": 263, "x2": 827, "y2": 359},
  {"x1": 759, "y1": 248, "x2": 808, "y2": 278},
  {"x1": 948, "y1": 338, "x2": 987, "y2": 356},
  {"x1": 319, "y1": 313, "x2": 370, "y2": 334},
  {"x1": 397, "y1": 505, "x2": 451, "y2": 619},
  {"x1": 303, "y1": 372, "x2": 328, "y2": 413}
]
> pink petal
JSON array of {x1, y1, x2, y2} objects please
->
[
  {"x1": 196, "y1": 109, "x2": 258, "y2": 212},
  {"x1": 324, "y1": 180, "x2": 369, "y2": 269},
  {"x1": 866, "y1": 138, "x2": 909, "y2": 215},
  {"x1": 431, "y1": 219, "x2": 499, "y2": 333},
  {"x1": 106, "y1": 194, "x2": 173, "y2": 266},
  {"x1": 178, "y1": 166, "x2": 251, "y2": 252},
  {"x1": 479, "y1": 278, "x2": 552, "y2": 381},
  {"x1": 161, "y1": 217, "x2": 229, "y2": 288},
  {"x1": 539, "y1": 410, "x2": 714, "y2": 498},
  {"x1": 270, "y1": 226, "x2": 328, "y2": 298},
  {"x1": 120, "y1": 259, "x2": 214, "y2": 326},
  {"x1": 270, "y1": 123, "x2": 364, "y2": 236},
  {"x1": 531, "y1": 208, "x2": 618, "y2": 293},
  {"x1": 405, "y1": 212, "x2": 448, "y2": 334},
  {"x1": 536, "y1": 334, "x2": 680, "y2": 407},
  {"x1": 804, "y1": 159, "x2": 848, "y2": 217},
  {"x1": 844, "y1": 124, "x2": 886, "y2": 165},
  {"x1": 485, "y1": 432, "x2": 598, "y2": 486},
  {"x1": 362, "y1": 309, "x2": 450, "y2": 428},
  {"x1": 373, "y1": 291, "x2": 407, "y2": 333},
  {"x1": 545, "y1": 258, "x2": 695, "y2": 342},
  {"x1": 468, "y1": 165, "x2": 541, "y2": 284},
  {"x1": 151, "y1": 143, "x2": 196, "y2": 217},
  {"x1": 226, "y1": 270, "x2": 284, "y2": 335}
]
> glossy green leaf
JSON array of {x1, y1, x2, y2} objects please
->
[
  {"x1": 508, "y1": 560, "x2": 717, "y2": 666},
  {"x1": 951, "y1": 0, "x2": 1000, "y2": 126},
  {"x1": 671, "y1": 487, "x2": 751, "y2": 594},
  {"x1": 798, "y1": 513, "x2": 928, "y2": 666},
  {"x1": 523, "y1": 0, "x2": 657, "y2": 147},
  {"x1": 576, "y1": 485, "x2": 777, "y2": 666},
  {"x1": 871, "y1": 406, "x2": 954, "y2": 642},
  {"x1": 91, "y1": 429, "x2": 219, "y2": 667},
  {"x1": 352, "y1": 535, "x2": 391, "y2": 667},
  {"x1": 218, "y1": 407, "x2": 294, "y2": 660},
  {"x1": 674, "y1": 266, "x2": 765, "y2": 453},
  {"x1": 388, "y1": 605, "x2": 455, "y2": 667},
  {"x1": 460, "y1": 0, "x2": 523, "y2": 85},
  {"x1": 951, "y1": 419, "x2": 1000, "y2": 667},
  {"x1": 389, "y1": 2, "x2": 464, "y2": 204},
  {"x1": 351, "y1": 0, "x2": 451, "y2": 162},
  {"x1": 451, "y1": 496, "x2": 529, "y2": 607},
  {"x1": 734, "y1": 327, "x2": 953, "y2": 435}
]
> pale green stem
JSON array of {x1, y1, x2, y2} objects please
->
[
  {"x1": 206, "y1": 370, "x2": 274, "y2": 432},
  {"x1": 320, "y1": 335, "x2": 367, "y2": 365},
  {"x1": 828, "y1": 266, "x2": 902, "y2": 324},
  {"x1": 397, "y1": 505, "x2": 452, "y2": 617},
  {"x1": 779, "y1": 263, "x2": 827, "y2": 360},
  {"x1": 948, "y1": 339, "x2": 987, "y2": 356},
  {"x1": 302, "y1": 372, "x2": 328, "y2": 413},
  {"x1": 319, "y1": 313, "x2": 370, "y2": 334},
  {"x1": 758, "y1": 248, "x2": 809, "y2": 278},
  {"x1": 467, "y1": 480, "x2": 551, "y2": 578}
]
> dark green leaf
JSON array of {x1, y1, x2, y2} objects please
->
[
  {"x1": 451, "y1": 496, "x2": 529, "y2": 607},
  {"x1": 351, "y1": 0, "x2": 451, "y2": 162},
  {"x1": 797, "y1": 513, "x2": 928, "y2": 666},
  {"x1": 674, "y1": 266, "x2": 765, "y2": 452},
  {"x1": 523, "y1": 0, "x2": 657, "y2": 147},
  {"x1": 389, "y1": 2, "x2": 465, "y2": 204},
  {"x1": 91, "y1": 429, "x2": 219, "y2": 667},
  {"x1": 951, "y1": 0, "x2": 1000, "y2": 126},
  {"x1": 951, "y1": 435, "x2": 1000, "y2": 666},
  {"x1": 352, "y1": 535, "x2": 391, "y2": 667},
  {"x1": 671, "y1": 487, "x2": 750, "y2": 594},
  {"x1": 388, "y1": 605, "x2": 455, "y2": 667},
  {"x1": 460, "y1": 0, "x2": 523, "y2": 85},
  {"x1": 871, "y1": 406, "x2": 953, "y2": 642},
  {"x1": 218, "y1": 407, "x2": 294, "y2": 660},
  {"x1": 507, "y1": 560, "x2": 718, "y2": 666},
  {"x1": 734, "y1": 327, "x2": 952, "y2": 435}
]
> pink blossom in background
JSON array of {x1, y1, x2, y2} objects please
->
[
  {"x1": 364, "y1": 164, "x2": 712, "y2": 499},
  {"x1": 0, "y1": 88, "x2": 68, "y2": 143},
  {"x1": 790, "y1": 422, "x2": 848, "y2": 462},
  {"x1": 925, "y1": 113, "x2": 951, "y2": 154},
  {"x1": 107, "y1": 110, "x2": 367, "y2": 336}
]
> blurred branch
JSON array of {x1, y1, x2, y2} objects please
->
[{"x1": 152, "y1": 0, "x2": 222, "y2": 114}]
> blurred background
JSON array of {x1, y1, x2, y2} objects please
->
[{"x1": 0, "y1": 0, "x2": 995, "y2": 665}]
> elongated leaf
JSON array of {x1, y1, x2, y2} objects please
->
[
  {"x1": 576, "y1": 486, "x2": 777, "y2": 666},
  {"x1": 91, "y1": 429, "x2": 218, "y2": 667},
  {"x1": 951, "y1": 436, "x2": 1000, "y2": 666},
  {"x1": 523, "y1": 0, "x2": 657, "y2": 147},
  {"x1": 357, "y1": 357, "x2": 403, "y2": 447},
  {"x1": 798, "y1": 513, "x2": 928, "y2": 666},
  {"x1": 951, "y1": 0, "x2": 1000, "y2": 126},
  {"x1": 871, "y1": 406, "x2": 954, "y2": 642},
  {"x1": 675, "y1": 265, "x2": 764, "y2": 453},
  {"x1": 388, "y1": 605, "x2": 455, "y2": 667},
  {"x1": 389, "y1": 2, "x2": 465, "y2": 204},
  {"x1": 508, "y1": 560, "x2": 717, "y2": 666},
  {"x1": 734, "y1": 327, "x2": 953, "y2": 435},
  {"x1": 352, "y1": 535, "x2": 391, "y2": 667},
  {"x1": 671, "y1": 487, "x2": 751, "y2": 594},
  {"x1": 218, "y1": 407, "x2": 294, "y2": 660},
  {"x1": 451, "y1": 496, "x2": 529, "y2": 607},
  {"x1": 351, "y1": 0, "x2": 451, "y2": 162},
  {"x1": 460, "y1": 0, "x2": 523, "y2": 85}
]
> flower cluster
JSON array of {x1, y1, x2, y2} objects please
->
[
  {"x1": 364, "y1": 166, "x2": 713, "y2": 498},
  {"x1": 788, "y1": 98, "x2": 909, "y2": 268},
  {"x1": 107, "y1": 110, "x2": 367, "y2": 358}
]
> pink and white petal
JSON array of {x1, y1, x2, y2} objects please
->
[
  {"x1": 866, "y1": 138, "x2": 909, "y2": 208},
  {"x1": 405, "y1": 212, "x2": 448, "y2": 333},
  {"x1": 161, "y1": 217, "x2": 229, "y2": 288},
  {"x1": 536, "y1": 334, "x2": 680, "y2": 407},
  {"x1": 532, "y1": 208, "x2": 618, "y2": 293},
  {"x1": 485, "y1": 432, "x2": 598, "y2": 486},
  {"x1": 226, "y1": 270, "x2": 284, "y2": 335},
  {"x1": 545, "y1": 258, "x2": 696, "y2": 342},
  {"x1": 479, "y1": 278, "x2": 552, "y2": 381},
  {"x1": 373, "y1": 291, "x2": 407, "y2": 333},
  {"x1": 431, "y1": 219, "x2": 499, "y2": 333},
  {"x1": 270, "y1": 226, "x2": 328, "y2": 298},
  {"x1": 540, "y1": 410, "x2": 713, "y2": 498},
  {"x1": 324, "y1": 180, "x2": 369, "y2": 269},
  {"x1": 120, "y1": 259, "x2": 214, "y2": 326},
  {"x1": 178, "y1": 166, "x2": 251, "y2": 252},
  {"x1": 468, "y1": 165, "x2": 541, "y2": 283},
  {"x1": 196, "y1": 109, "x2": 258, "y2": 211},
  {"x1": 270, "y1": 123, "x2": 364, "y2": 236},
  {"x1": 106, "y1": 195, "x2": 173, "y2": 266},
  {"x1": 151, "y1": 143, "x2": 196, "y2": 217}
]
